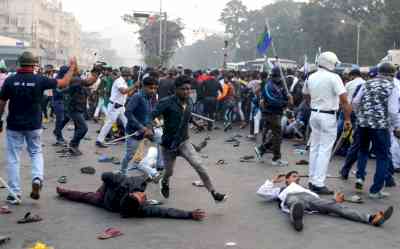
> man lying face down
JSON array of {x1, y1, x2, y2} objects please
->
[
  {"x1": 257, "y1": 171, "x2": 393, "y2": 231},
  {"x1": 57, "y1": 172, "x2": 205, "y2": 221}
]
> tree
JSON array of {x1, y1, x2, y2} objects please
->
[
  {"x1": 219, "y1": 0, "x2": 249, "y2": 61},
  {"x1": 381, "y1": 0, "x2": 400, "y2": 50},
  {"x1": 123, "y1": 14, "x2": 184, "y2": 66}
]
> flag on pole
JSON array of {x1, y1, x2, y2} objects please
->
[{"x1": 257, "y1": 26, "x2": 272, "y2": 55}]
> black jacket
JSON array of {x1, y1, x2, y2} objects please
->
[
  {"x1": 100, "y1": 172, "x2": 193, "y2": 219},
  {"x1": 202, "y1": 78, "x2": 222, "y2": 98}
]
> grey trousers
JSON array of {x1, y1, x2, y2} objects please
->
[
  {"x1": 161, "y1": 140, "x2": 215, "y2": 192},
  {"x1": 285, "y1": 193, "x2": 370, "y2": 224}
]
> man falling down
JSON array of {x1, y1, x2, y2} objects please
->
[
  {"x1": 56, "y1": 172, "x2": 205, "y2": 221},
  {"x1": 256, "y1": 171, "x2": 393, "y2": 231}
]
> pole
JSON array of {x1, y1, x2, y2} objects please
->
[
  {"x1": 356, "y1": 22, "x2": 361, "y2": 65},
  {"x1": 159, "y1": 0, "x2": 163, "y2": 63},
  {"x1": 265, "y1": 19, "x2": 292, "y2": 98}
]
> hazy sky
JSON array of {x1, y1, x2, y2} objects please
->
[{"x1": 61, "y1": 0, "x2": 274, "y2": 63}]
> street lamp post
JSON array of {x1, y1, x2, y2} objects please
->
[
  {"x1": 356, "y1": 22, "x2": 361, "y2": 65},
  {"x1": 159, "y1": 0, "x2": 163, "y2": 59},
  {"x1": 341, "y1": 19, "x2": 362, "y2": 65}
]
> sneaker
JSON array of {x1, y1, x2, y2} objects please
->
[
  {"x1": 160, "y1": 180, "x2": 170, "y2": 199},
  {"x1": 370, "y1": 206, "x2": 394, "y2": 226},
  {"x1": 212, "y1": 191, "x2": 228, "y2": 203},
  {"x1": 369, "y1": 191, "x2": 391, "y2": 199},
  {"x1": 246, "y1": 134, "x2": 256, "y2": 141},
  {"x1": 271, "y1": 159, "x2": 289, "y2": 167},
  {"x1": 6, "y1": 195, "x2": 21, "y2": 205},
  {"x1": 254, "y1": 146, "x2": 263, "y2": 161},
  {"x1": 355, "y1": 179, "x2": 364, "y2": 191},
  {"x1": 312, "y1": 186, "x2": 334, "y2": 195},
  {"x1": 95, "y1": 141, "x2": 108, "y2": 148},
  {"x1": 30, "y1": 178, "x2": 42, "y2": 200},
  {"x1": 151, "y1": 172, "x2": 162, "y2": 184},
  {"x1": 290, "y1": 202, "x2": 304, "y2": 231}
]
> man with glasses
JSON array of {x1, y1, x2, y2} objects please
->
[{"x1": 152, "y1": 76, "x2": 227, "y2": 203}]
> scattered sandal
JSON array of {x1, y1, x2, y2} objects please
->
[
  {"x1": 80, "y1": 167, "x2": 96, "y2": 175},
  {"x1": 216, "y1": 159, "x2": 226, "y2": 165},
  {"x1": 0, "y1": 235, "x2": 10, "y2": 245},
  {"x1": 0, "y1": 206, "x2": 12, "y2": 214},
  {"x1": 296, "y1": 160, "x2": 309, "y2": 165},
  {"x1": 57, "y1": 176, "x2": 67, "y2": 184},
  {"x1": 17, "y1": 212, "x2": 43, "y2": 224},
  {"x1": 97, "y1": 227, "x2": 123, "y2": 240},
  {"x1": 192, "y1": 181, "x2": 205, "y2": 187}
]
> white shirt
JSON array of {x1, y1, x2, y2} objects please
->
[
  {"x1": 303, "y1": 68, "x2": 346, "y2": 111},
  {"x1": 345, "y1": 77, "x2": 365, "y2": 103},
  {"x1": 257, "y1": 180, "x2": 319, "y2": 213},
  {"x1": 248, "y1": 79, "x2": 261, "y2": 94},
  {"x1": 110, "y1": 76, "x2": 128, "y2": 105}
]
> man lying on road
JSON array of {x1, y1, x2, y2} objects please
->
[
  {"x1": 256, "y1": 171, "x2": 393, "y2": 231},
  {"x1": 57, "y1": 172, "x2": 205, "y2": 221}
]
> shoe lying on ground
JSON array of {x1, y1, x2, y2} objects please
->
[
  {"x1": 225, "y1": 137, "x2": 239, "y2": 143},
  {"x1": 80, "y1": 167, "x2": 96, "y2": 175},
  {"x1": 355, "y1": 178, "x2": 364, "y2": 191},
  {"x1": 160, "y1": 180, "x2": 170, "y2": 199},
  {"x1": 370, "y1": 206, "x2": 394, "y2": 226},
  {"x1": 30, "y1": 178, "x2": 42, "y2": 200},
  {"x1": 271, "y1": 159, "x2": 289, "y2": 167},
  {"x1": 290, "y1": 202, "x2": 304, "y2": 231},
  {"x1": 369, "y1": 191, "x2": 390, "y2": 199},
  {"x1": 6, "y1": 195, "x2": 21, "y2": 205},
  {"x1": 212, "y1": 191, "x2": 228, "y2": 203}
]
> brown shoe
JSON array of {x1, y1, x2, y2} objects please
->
[
  {"x1": 30, "y1": 178, "x2": 42, "y2": 200},
  {"x1": 371, "y1": 206, "x2": 394, "y2": 226}
]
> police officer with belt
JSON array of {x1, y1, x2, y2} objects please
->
[
  {"x1": 302, "y1": 51, "x2": 352, "y2": 195},
  {"x1": 0, "y1": 51, "x2": 77, "y2": 204}
]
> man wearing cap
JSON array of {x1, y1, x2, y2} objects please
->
[
  {"x1": 0, "y1": 51, "x2": 77, "y2": 204},
  {"x1": 303, "y1": 51, "x2": 352, "y2": 195},
  {"x1": 96, "y1": 67, "x2": 136, "y2": 148},
  {"x1": 352, "y1": 62, "x2": 400, "y2": 199},
  {"x1": 56, "y1": 172, "x2": 205, "y2": 221}
]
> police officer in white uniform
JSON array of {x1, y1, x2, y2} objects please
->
[
  {"x1": 96, "y1": 68, "x2": 135, "y2": 147},
  {"x1": 303, "y1": 52, "x2": 352, "y2": 195}
]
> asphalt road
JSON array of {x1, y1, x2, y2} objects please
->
[{"x1": 0, "y1": 121, "x2": 399, "y2": 249}]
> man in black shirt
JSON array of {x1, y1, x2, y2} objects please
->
[
  {"x1": 0, "y1": 51, "x2": 76, "y2": 204},
  {"x1": 57, "y1": 172, "x2": 205, "y2": 220},
  {"x1": 152, "y1": 76, "x2": 227, "y2": 203},
  {"x1": 202, "y1": 70, "x2": 222, "y2": 130},
  {"x1": 60, "y1": 68, "x2": 99, "y2": 156}
]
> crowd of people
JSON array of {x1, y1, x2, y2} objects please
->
[{"x1": 0, "y1": 50, "x2": 398, "y2": 231}]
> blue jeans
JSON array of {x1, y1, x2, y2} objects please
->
[
  {"x1": 68, "y1": 111, "x2": 88, "y2": 148},
  {"x1": 6, "y1": 129, "x2": 44, "y2": 194},
  {"x1": 356, "y1": 128, "x2": 390, "y2": 194},
  {"x1": 120, "y1": 137, "x2": 157, "y2": 177},
  {"x1": 340, "y1": 128, "x2": 368, "y2": 178},
  {"x1": 52, "y1": 100, "x2": 65, "y2": 141}
]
